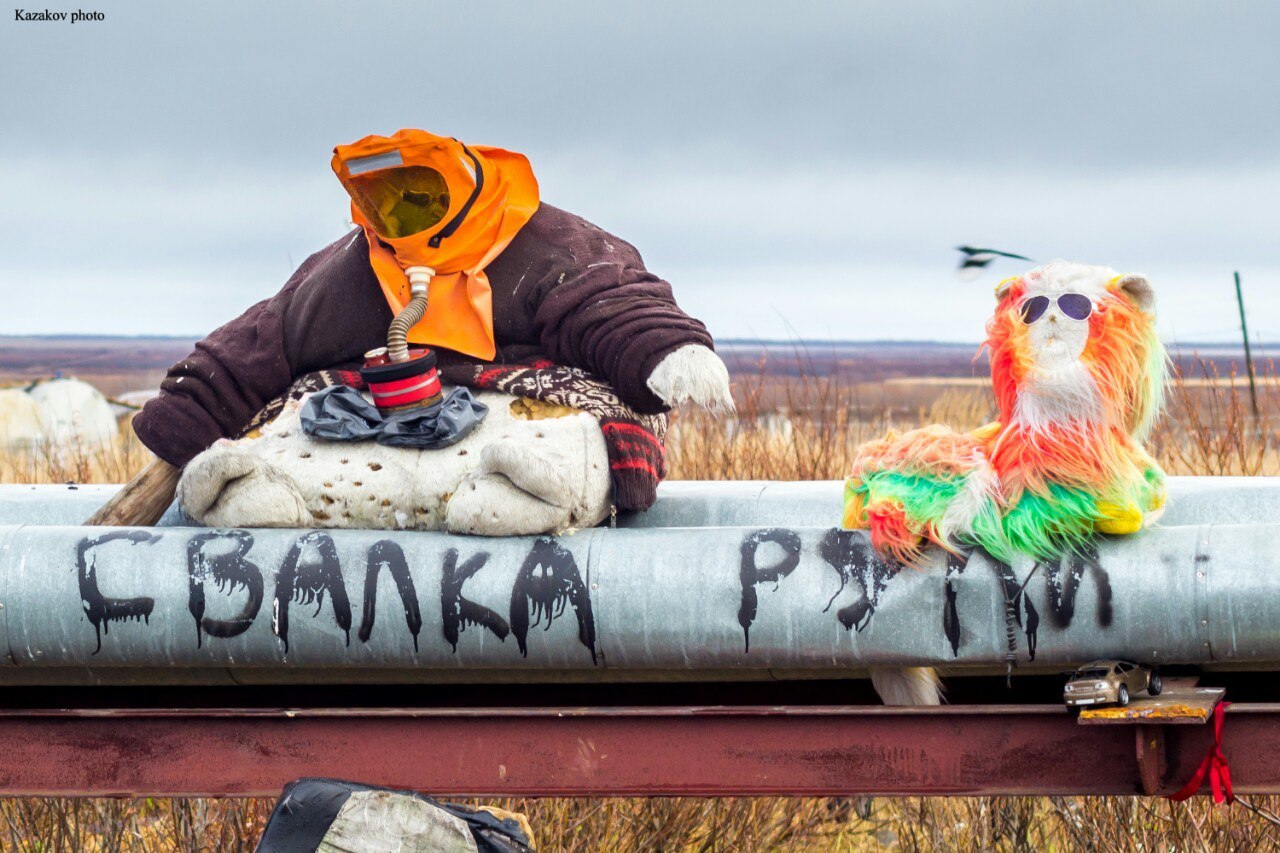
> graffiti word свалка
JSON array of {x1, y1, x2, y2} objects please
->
[{"x1": 76, "y1": 531, "x2": 597, "y2": 661}]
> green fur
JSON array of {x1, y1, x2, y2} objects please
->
[
  {"x1": 996, "y1": 485, "x2": 1097, "y2": 562},
  {"x1": 852, "y1": 470, "x2": 1162, "y2": 566},
  {"x1": 852, "y1": 469, "x2": 1010, "y2": 561},
  {"x1": 861, "y1": 471, "x2": 966, "y2": 527},
  {"x1": 1142, "y1": 465, "x2": 1165, "y2": 509},
  {"x1": 965, "y1": 500, "x2": 1013, "y2": 565}
]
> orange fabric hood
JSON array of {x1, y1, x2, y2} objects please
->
[{"x1": 332, "y1": 129, "x2": 540, "y2": 360}]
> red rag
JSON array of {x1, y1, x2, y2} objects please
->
[{"x1": 1168, "y1": 700, "x2": 1234, "y2": 804}]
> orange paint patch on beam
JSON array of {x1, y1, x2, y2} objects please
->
[{"x1": 1079, "y1": 680, "x2": 1225, "y2": 726}]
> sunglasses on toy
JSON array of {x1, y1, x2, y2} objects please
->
[{"x1": 1020, "y1": 293, "x2": 1093, "y2": 324}]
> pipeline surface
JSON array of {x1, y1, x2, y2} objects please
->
[
  {"x1": 6, "y1": 477, "x2": 1278, "y2": 529},
  {"x1": 0, "y1": 477, "x2": 1276, "y2": 683}
]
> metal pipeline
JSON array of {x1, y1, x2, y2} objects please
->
[
  {"x1": 386, "y1": 265, "x2": 433, "y2": 363},
  {"x1": 4, "y1": 476, "x2": 1279, "y2": 534},
  {"x1": 616, "y1": 477, "x2": 1280, "y2": 531},
  {"x1": 0, "y1": 503, "x2": 1276, "y2": 682}
]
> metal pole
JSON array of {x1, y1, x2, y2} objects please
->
[{"x1": 1235, "y1": 271, "x2": 1260, "y2": 418}]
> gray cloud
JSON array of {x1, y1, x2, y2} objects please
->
[{"x1": 2, "y1": 1, "x2": 1277, "y2": 342}]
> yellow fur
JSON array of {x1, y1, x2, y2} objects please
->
[{"x1": 1095, "y1": 501, "x2": 1143, "y2": 535}]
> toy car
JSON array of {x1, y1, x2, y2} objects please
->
[{"x1": 1063, "y1": 660, "x2": 1162, "y2": 708}]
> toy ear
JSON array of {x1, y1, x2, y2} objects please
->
[
  {"x1": 1114, "y1": 273, "x2": 1155, "y2": 314},
  {"x1": 994, "y1": 276, "x2": 1021, "y2": 302}
]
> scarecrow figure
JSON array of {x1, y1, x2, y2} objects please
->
[{"x1": 92, "y1": 130, "x2": 731, "y2": 529}]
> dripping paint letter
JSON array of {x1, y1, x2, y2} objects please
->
[
  {"x1": 510, "y1": 537, "x2": 596, "y2": 664},
  {"x1": 76, "y1": 531, "x2": 159, "y2": 654}
]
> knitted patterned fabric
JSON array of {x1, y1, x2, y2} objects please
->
[{"x1": 239, "y1": 359, "x2": 667, "y2": 511}]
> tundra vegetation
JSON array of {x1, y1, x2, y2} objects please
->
[{"x1": 0, "y1": 352, "x2": 1277, "y2": 850}]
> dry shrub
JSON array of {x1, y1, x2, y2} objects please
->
[
  {"x1": 3, "y1": 792, "x2": 1280, "y2": 851},
  {"x1": 1, "y1": 355, "x2": 1279, "y2": 850},
  {"x1": 0, "y1": 798, "x2": 270, "y2": 852},
  {"x1": 667, "y1": 369, "x2": 994, "y2": 482},
  {"x1": 0, "y1": 419, "x2": 151, "y2": 486},
  {"x1": 1154, "y1": 358, "x2": 1280, "y2": 477}
]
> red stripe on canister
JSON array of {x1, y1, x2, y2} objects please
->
[
  {"x1": 369, "y1": 372, "x2": 443, "y2": 397},
  {"x1": 368, "y1": 371, "x2": 442, "y2": 409},
  {"x1": 360, "y1": 348, "x2": 444, "y2": 413}
]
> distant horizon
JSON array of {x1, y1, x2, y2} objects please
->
[{"x1": 0, "y1": 333, "x2": 1273, "y2": 353}]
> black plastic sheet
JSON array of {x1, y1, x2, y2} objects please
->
[{"x1": 300, "y1": 385, "x2": 488, "y2": 449}]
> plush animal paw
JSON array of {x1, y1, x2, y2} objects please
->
[
  {"x1": 445, "y1": 412, "x2": 611, "y2": 536},
  {"x1": 179, "y1": 444, "x2": 311, "y2": 528},
  {"x1": 445, "y1": 472, "x2": 574, "y2": 536},
  {"x1": 646, "y1": 344, "x2": 734, "y2": 413}
]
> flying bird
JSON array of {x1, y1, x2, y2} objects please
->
[{"x1": 956, "y1": 246, "x2": 1034, "y2": 279}]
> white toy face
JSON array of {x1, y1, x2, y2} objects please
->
[
  {"x1": 1022, "y1": 291, "x2": 1092, "y2": 369},
  {"x1": 990, "y1": 262, "x2": 1162, "y2": 433},
  {"x1": 992, "y1": 262, "x2": 1118, "y2": 429},
  {"x1": 1016, "y1": 264, "x2": 1109, "y2": 374}
]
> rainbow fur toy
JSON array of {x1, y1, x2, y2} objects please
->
[{"x1": 844, "y1": 261, "x2": 1167, "y2": 566}]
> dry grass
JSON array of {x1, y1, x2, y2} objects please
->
[
  {"x1": 669, "y1": 359, "x2": 1280, "y2": 483},
  {"x1": 0, "y1": 356, "x2": 1278, "y2": 850},
  {"x1": 0, "y1": 799, "x2": 269, "y2": 852},
  {"x1": 0, "y1": 429, "x2": 152, "y2": 486},
  {"x1": 1156, "y1": 359, "x2": 1280, "y2": 477},
  {"x1": 4, "y1": 791, "x2": 1279, "y2": 851}
]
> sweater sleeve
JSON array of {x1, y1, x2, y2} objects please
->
[
  {"x1": 132, "y1": 231, "x2": 392, "y2": 466},
  {"x1": 518, "y1": 208, "x2": 715, "y2": 414}
]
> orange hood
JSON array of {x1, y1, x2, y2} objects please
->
[{"x1": 332, "y1": 129, "x2": 540, "y2": 360}]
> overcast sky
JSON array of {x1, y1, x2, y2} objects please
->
[{"x1": 3, "y1": 1, "x2": 1279, "y2": 343}]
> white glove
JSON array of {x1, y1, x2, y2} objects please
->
[{"x1": 645, "y1": 344, "x2": 734, "y2": 414}]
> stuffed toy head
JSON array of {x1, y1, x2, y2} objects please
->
[
  {"x1": 845, "y1": 261, "x2": 1168, "y2": 566},
  {"x1": 987, "y1": 261, "x2": 1165, "y2": 442}
]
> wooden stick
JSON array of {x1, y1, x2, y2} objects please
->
[{"x1": 84, "y1": 458, "x2": 182, "y2": 527}]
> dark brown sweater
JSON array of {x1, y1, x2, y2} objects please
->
[{"x1": 133, "y1": 204, "x2": 714, "y2": 467}]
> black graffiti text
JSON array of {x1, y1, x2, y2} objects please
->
[
  {"x1": 75, "y1": 530, "x2": 598, "y2": 663},
  {"x1": 737, "y1": 528, "x2": 803, "y2": 652},
  {"x1": 510, "y1": 538, "x2": 596, "y2": 664},
  {"x1": 361, "y1": 540, "x2": 422, "y2": 651},
  {"x1": 187, "y1": 530, "x2": 264, "y2": 648},
  {"x1": 77, "y1": 530, "x2": 158, "y2": 654},
  {"x1": 440, "y1": 548, "x2": 509, "y2": 653}
]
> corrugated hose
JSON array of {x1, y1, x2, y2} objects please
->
[{"x1": 388, "y1": 266, "x2": 434, "y2": 363}]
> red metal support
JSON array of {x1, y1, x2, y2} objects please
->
[
  {"x1": 1135, "y1": 726, "x2": 1166, "y2": 796},
  {"x1": 0, "y1": 704, "x2": 1276, "y2": 798}
]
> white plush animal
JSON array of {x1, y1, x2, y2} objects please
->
[
  {"x1": 0, "y1": 379, "x2": 119, "y2": 452},
  {"x1": 0, "y1": 388, "x2": 43, "y2": 451},
  {"x1": 180, "y1": 388, "x2": 613, "y2": 536},
  {"x1": 27, "y1": 378, "x2": 119, "y2": 448}
]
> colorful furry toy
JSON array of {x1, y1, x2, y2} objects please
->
[{"x1": 844, "y1": 261, "x2": 1168, "y2": 568}]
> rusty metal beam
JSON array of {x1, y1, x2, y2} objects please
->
[{"x1": 0, "y1": 703, "x2": 1276, "y2": 798}]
